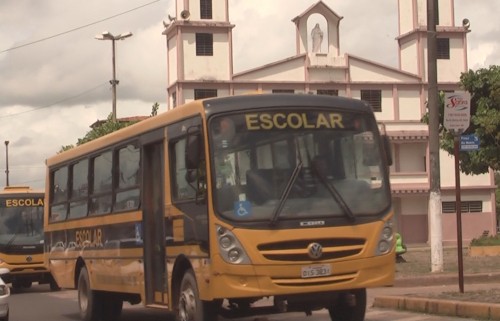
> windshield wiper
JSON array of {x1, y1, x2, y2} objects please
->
[
  {"x1": 270, "y1": 161, "x2": 303, "y2": 226},
  {"x1": 312, "y1": 159, "x2": 356, "y2": 222}
]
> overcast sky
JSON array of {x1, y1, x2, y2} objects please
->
[{"x1": 0, "y1": 0, "x2": 499, "y2": 189}]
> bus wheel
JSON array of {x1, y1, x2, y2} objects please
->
[
  {"x1": 328, "y1": 288, "x2": 366, "y2": 321},
  {"x1": 78, "y1": 267, "x2": 102, "y2": 321},
  {"x1": 11, "y1": 280, "x2": 22, "y2": 291},
  {"x1": 49, "y1": 277, "x2": 61, "y2": 292},
  {"x1": 21, "y1": 280, "x2": 32, "y2": 288},
  {"x1": 101, "y1": 294, "x2": 122, "y2": 321},
  {"x1": 177, "y1": 269, "x2": 218, "y2": 321}
]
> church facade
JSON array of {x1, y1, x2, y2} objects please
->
[{"x1": 162, "y1": 0, "x2": 497, "y2": 245}]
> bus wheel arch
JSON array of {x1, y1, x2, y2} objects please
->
[
  {"x1": 78, "y1": 266, "x2": 103, "y2": 321},
  {"x1": 74, "y1": 257, "x2": 86, "y2": 289},
  {"x1": 171, "y1": 255, "x2": 193, "y2": 310}
]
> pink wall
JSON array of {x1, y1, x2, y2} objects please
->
[
  {"x1": 442, "y1": 213, "x2": 496, "y2": 246},
  {"x1": 400, "y1": 214, "x2": 428, "y2": 244}
]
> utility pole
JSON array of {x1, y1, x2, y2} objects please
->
[
  {"x1": 4, "y1": 141, "x2": 9, "y2": 187},
  {"x1": 95, "y1": 31, "x2": 133, "y2": 122},
  {"x1": 427, "y1": 0, "x2": 443, "y2": 272}
]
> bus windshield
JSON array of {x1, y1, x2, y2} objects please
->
[
  {"x1": 209, "y1": 109, "x2": 391, "y2": 223},
  {"x1": 0, "y1": 198, "x2": 44, "y2": 246}
]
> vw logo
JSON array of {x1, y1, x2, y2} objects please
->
[
  {"x1": 307, "y1": 242, "x2": 323, "y2": 259},
  {"x1": 26, "y1": 256, "x2": 33, "y2": 263}
]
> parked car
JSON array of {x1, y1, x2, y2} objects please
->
[{"x1": 0, "y1": 268, "x2": 10, "y2": 321}]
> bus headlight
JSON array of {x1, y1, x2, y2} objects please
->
[
  {"x1": 375, "y1": 219, "x2": 394, "y2": 256},
  {"x1": 216, "y1": 225, "x2": 251, "y2": 265}
]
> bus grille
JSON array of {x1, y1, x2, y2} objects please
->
[
  {"x1": 271, "y1": 272, "x2": 358, "y2": 287},
  {"x1": 257, "y1": 238, "x2": 365, "y2": 262}
]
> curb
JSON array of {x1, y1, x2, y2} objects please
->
[
  {"x1": 394, "y1": 272, "x2": 500, "y2": 287},
  {"x1": 372, "y1": 273, "x2": 500, "y2": 320},
  {"x1": 373, "y1": 295, "x2": 500, "y2": 320}
]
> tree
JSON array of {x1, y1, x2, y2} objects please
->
[
  {"x1": 422, "y1": 65, "x2": 500, "y2": 175},
  {"x1": 58, "y1": 102, "x2": 160, "y2": 153}
]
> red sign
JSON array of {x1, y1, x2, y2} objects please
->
[{"x1": 444, "y1": 92, "x2": 471, "y2": 133}]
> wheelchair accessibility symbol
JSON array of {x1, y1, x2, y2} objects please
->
[{"x1": 234, "y1": 201, "x2": 251, "y2": 217}]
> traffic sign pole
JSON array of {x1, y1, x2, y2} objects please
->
[
  {"x1": 444, "y1": 92, "x2": 471, "y2": 294},
  {"x1": 453, "y1": 135, "x2": 464, "y2": 293}
]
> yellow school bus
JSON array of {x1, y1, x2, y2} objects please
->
[
  {"x1": 0, "y1": 186, "x2": 58, "y2": 290},
  {"x1": 45, "y1": 93, "x2": 394, "y2": 321}
]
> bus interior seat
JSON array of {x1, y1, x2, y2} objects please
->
[
  {"x1": 216, "y1": 185, "x2": 238, "y2": 212},
  {"x1": 246, "y1": 169, "x2": 292, "y2": 205},
  {"x1": 246, "y1": 169, "x2": 271, "y2": 205}
]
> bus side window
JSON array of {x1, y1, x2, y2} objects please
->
[
  {"x1": 50, "y1": 167, "x2": 69, "y2": 222},
  {"x1": 169, "y1": 128, "x2": 208, "y2": 249},
  {"x1": 115, "y1": 144, "x2": 141, "y2": 212},
  {"x1": 89, "y1": 151, "x2": 113, "y2": 215},
  {"x1": 171, "y1": 138, "x2": 197, "y2": 201},
  {"x1": 68, "y1": 159, "x2": 89, "y2": 219}
]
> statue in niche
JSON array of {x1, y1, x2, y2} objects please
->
[{"x1": 311, "y1": 23, "x2": 324, "y2": 53}]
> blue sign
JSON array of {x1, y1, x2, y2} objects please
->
[
  {"x1": 234, "y1": 201, "x2": 251, "y2": 217},
  {"x1": 460, "y1": 134, "x2": 480, "y2": 151}
]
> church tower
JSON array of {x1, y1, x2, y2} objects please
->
[
  {"x1": 397, "y1": 0, "x2": 470, "y2": 82},
  {"x1": 162, "y1": 0, "x2": 234, "y2": 108}
]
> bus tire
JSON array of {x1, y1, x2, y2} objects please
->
[
  {"x1": 11, "y1": 280, "x2": 22, "y2": 291},
  {"x1": 49, "y1": 278, "x2": 61, "y2": 292},
  {"x1": 328, "y1": 288, "x2": 366, "y2": 321},
  {"x1": 101, "y1": 293, "x2": 122, "y2": 321},
  {"x1": 78, "y1": 267, "x2": 102, "y2": 321},
  {"x1": 177, "y1": 269, "x2": 218, "y2": 321}
]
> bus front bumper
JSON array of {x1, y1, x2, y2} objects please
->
[{"x1": 208, "y1": 254, "x2": 395, "y2": 299}]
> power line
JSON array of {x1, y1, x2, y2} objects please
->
[
  {"x1": 0, "y1": 82, "x2": 108, "y2": 119},
  {"x1": 0, "y1": 0, "x2": 162, "y2": 54}
]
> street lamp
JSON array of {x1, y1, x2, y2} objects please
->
[
  {"x1": 95, "y1": 31, "x2": 133, "y2": 122},
  {"x1": 4, "y1": 141, "x2": 9, "y2": 187}
]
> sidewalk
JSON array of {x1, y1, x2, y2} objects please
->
[{"x1": 371, "y1": 271, "x2": 500, "y2": 320}]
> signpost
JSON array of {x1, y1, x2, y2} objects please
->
[
  {"x1": 460, "y1": 134, "x2": 480, "y2": 151},
  {"x1": 444, "y1": 92, "x2": 471, "y2": 294}
]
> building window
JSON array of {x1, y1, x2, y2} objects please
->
[
  {"x1": 442, "y1": 201, "x2": 483, "y2": 213},
  {"x1": 437, "y1": 38, "x2": 450, "y2": 59},
  {"x1": 361, "y1": 89, "x2": 382, "y2": 112},
  {"x1": 272, "y1": 89, "x2": 294, "y2": 94},
  {"x1": 317, "y1": 89, "x2": 338, "y2": 96},
  {"x1": 196, "y1": 33, "x2": 213, "y2": 56},
  {"x1": 194, "y1": 89, "x2": 217, "y2": 100},
  {"x1": 200, "y1": 0, "x2": 212, "y2": 19}
]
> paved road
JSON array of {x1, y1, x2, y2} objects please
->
[{"x1": 9, "y1": 284, "x2": 479, "y2": 321}]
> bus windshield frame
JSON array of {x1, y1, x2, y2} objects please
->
[
  {"x1": 208, "y1": 108, "x2": 391, "y2": 225},
  {"x1": 0, "y1": 195, "x2": 44, "y2": 248}
]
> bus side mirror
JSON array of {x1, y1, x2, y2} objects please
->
[
  {"x1": 185, "y1": 133, "x2": 201, "y2": 171},
  {"x1": 383, "y1": 135, "x2": 393, "y2": 166}
]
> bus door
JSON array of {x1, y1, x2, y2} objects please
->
[{"x1": 141, "y1": 129, "x2": 168, "y2": 305}]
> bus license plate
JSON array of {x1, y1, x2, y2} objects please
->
[{"x1": 301, "y1": 264, "x2": 331, "y2": 278}]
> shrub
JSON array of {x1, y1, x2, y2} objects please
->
[{"x1": 470, "y1": 234, "x2": 500, "y2": 246}]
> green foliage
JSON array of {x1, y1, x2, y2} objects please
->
[
  {"x1": 151, "y1": 102, "x2": 159, "y2": 116},
  {"x1": 76, "y1": 113, "x2": 136, "y2": 146},
  {"x1": 58, "y1": 145, "x2": 75, "y2": 154},
  {"x1": 470, "y1": 234, "x2": 500, "y2": 247},
  {"x1": 422, "y1": 65, "x2": 500, "y2": 175},
  {"x1": 58, "y1": 103, "x2": 160, "y2": 153}
]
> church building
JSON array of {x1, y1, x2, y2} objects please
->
[{"x1": 161, "y1": 0, "x2": 497, "y2": 244}]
